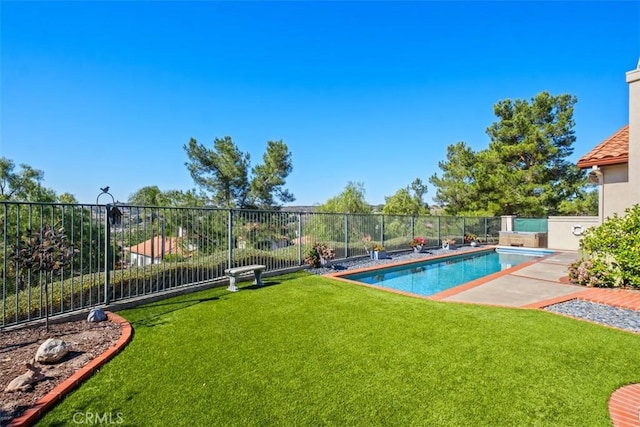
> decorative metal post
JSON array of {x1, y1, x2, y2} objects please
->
[
  {"x1": 96, "y1": 187, "x2": 115, "y2": 305},
  {"x1": 104, "y1": 209, "x2": 111, "y2": 304}
]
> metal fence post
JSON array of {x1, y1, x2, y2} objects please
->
[
  {"x1": 411, "y1": 216, "x2": 415, "y2": 240},
  {"x1": 227, "y1": 209, "x2": 233, "y2": 270},
  {"x1": 484, "y1": 217, "x2": 488, "y2": 242},
  {"x1": 462, "y1": 217, "x2": 466, "y2": 243},
  {"x1": 344, "y1": 214, "x2": 348, "y2": 259},
  {"x1": 297, "y1": 213, "x2": 302, "y2": 265}
]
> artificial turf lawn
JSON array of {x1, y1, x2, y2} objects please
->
[{"x1": 39, "y1": 272, "x2": 640, "y2": 426}]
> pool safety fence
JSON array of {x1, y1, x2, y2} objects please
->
[{"x1": 1, "y1": 201, "x2": 500, "y2": 327}]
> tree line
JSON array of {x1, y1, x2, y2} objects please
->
[{"x1": 2, "y1": 91, "x2": 597, "y2": 217}]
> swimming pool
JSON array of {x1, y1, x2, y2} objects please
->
[{"x1": 338, "y1": 249, "x2": 548, "y2": 297}]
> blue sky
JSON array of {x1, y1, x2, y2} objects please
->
[{"x1": 1, "y1": 1, "x2": 639, "y2": 207}]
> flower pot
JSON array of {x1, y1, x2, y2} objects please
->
[
  {"x1": 373, "y1": 250, "x2": 387, "y2": 260},
  {"x1": 413, "y1": 245, "x2": 423, "y2": 253}
]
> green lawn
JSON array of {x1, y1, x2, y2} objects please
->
[{"x1": 39, "y1": 272, "x2": 640, "y2": 426}]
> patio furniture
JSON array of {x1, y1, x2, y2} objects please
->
[{"x1": 225, "y1": 265, "x2": 266, "y2": 292}]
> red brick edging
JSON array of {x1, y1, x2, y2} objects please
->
[
  {"x1": 529, "y1": 287, "x2": 640, "y2": 426},
  {"x1": 610, "y1": 384, "x2": 640, "y2": 427},
  {"x1": 7, "y1": 312, "x2": 133, "y2": 427}
]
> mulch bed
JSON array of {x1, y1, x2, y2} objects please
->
[{"x1": 1, "y1": 319, "x2": 122, "y2": 424}]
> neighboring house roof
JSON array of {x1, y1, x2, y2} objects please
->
[
  {"x1": 577, "y1": 125, "x2": 629, "y2": 168},
  {"x1": 125, "y1": 236, "x2": 184, "y2": 258}
]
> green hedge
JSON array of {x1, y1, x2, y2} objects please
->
[{"x1": 2, "y1": 247, "x2": 303, "y2": 325}]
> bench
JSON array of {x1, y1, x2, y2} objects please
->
[{"x1": 224, "y1": 265, "x2": 266, "y2": 292}]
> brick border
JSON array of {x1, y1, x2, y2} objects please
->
[
  {"x1": 7, "y1": 312, "x2": 133, "y2": 427},
  {"x1": 609, "y1": 384, "x2": 640, "y2": 427},
  {"x1": 528, "y1": 289, "x2": 640, "y2": 426}
]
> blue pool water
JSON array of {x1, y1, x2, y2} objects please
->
[{"x1": 342, "y1": 250, "x2": 547, "y2": 297}]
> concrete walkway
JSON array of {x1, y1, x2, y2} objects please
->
[{"x1": 432, "y1": 251, "x2": 586, "y2": 307}]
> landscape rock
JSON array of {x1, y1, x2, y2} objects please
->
[
  {"x1": 35, "y1": 338, "x2": 70, "y2": 363},
  {"x1": 87, "y1": 307, "x2": 107, "y2": 322},
  {"x1": 4, "y1": 361, "x2": 47, "y2": 392}
]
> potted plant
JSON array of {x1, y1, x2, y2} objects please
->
[
  {"x1": 464, "y1": 233, "x2": 479, "y2": 247},
  {"x1": 409, "y1": 236, "x2": 426, "y2": 252},
  {"x1": 442, "y1": 238, "x2": 456, "y2": 250},
  {"x1": 372, "y1": 243, "x2": 387, "y2": 260}
]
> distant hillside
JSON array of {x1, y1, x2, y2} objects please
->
[
  {"x1": 282, "y1": 205, "x2": 444, "y2": 215},
  {"x1": 282, "y1": 205, "x2": 318, "y2": 213}
]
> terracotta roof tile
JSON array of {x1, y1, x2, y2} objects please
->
[
  {"x1": 577, "y1": 125, "x2": 629, "y2": 168},
  {"x1": 125, "y1": 236, "x2": 185, "y2": 258}
]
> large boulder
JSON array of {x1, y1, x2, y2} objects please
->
[
  {"x1": 35, "y1": 338, "x2": 70, "y2": 363},
  {"x1": 87, "y1": 307, "x2": 107, "y2": 322}
]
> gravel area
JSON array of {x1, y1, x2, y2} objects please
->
[{"x1": 545, "y1": 300, "x2": 640, "y2": 333}]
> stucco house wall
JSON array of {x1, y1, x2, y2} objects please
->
[
  {"x1": 600, "y1": 163, "x2": 631, "y2": 220},
  {"x1": 547, "y1": 216, "x2": 599, "y2": 251}
]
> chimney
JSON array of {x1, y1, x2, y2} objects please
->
[{"x1": 626, "y1": 59, "x2": 640, "y2": 204}]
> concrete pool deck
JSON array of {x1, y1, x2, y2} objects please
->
[
  {"x1": 431, "y1": 250, "x2": 640, "y2": 317},
  {"x1": 431, "y1": 250, "x2": 586, "y2": 307},
  {"x1": 330, "y1": 247, "x2": 640, "y2": 312}
]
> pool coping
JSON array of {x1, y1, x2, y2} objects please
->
[
  {"x1": 328, "y1": 246, "x2": 551, "y2": 302},
  {"x1": 6, "y1": 312, "x2": 133, "y2": 427}
]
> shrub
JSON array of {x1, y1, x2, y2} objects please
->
[
  {"x1": 571, "y1": 204, "x2": 640, "y2": 288},
  {"x1": 304, "y1": 243, "x2": 335, "y2": 268},
  {"x1": 568, "y1": 256, "x2": 623, "y2": 288},
  {"x1": 163, "y1": 254, "x2": 189, "y2": 263}
]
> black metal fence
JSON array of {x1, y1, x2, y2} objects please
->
[{"x1": 1, "y1": 201, "x2": 500, "y2": 327}]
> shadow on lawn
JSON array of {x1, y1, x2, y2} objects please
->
[
  {"x1": 243, "y1": 279, "x2": 282, "y2": 291},
  {"x1": 126, "y1": 273, "x2": 304, "y2": 328},
  {"x1": 129, "y1": 296, "x2": 220, "y2": 328}
]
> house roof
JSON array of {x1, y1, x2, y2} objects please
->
[
  {"x1": 577, "y1": 125, "x2": 629, "y2": 169},
  {"x1": 125, "y1": 236, "x2": 185, "y2": 258}
]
